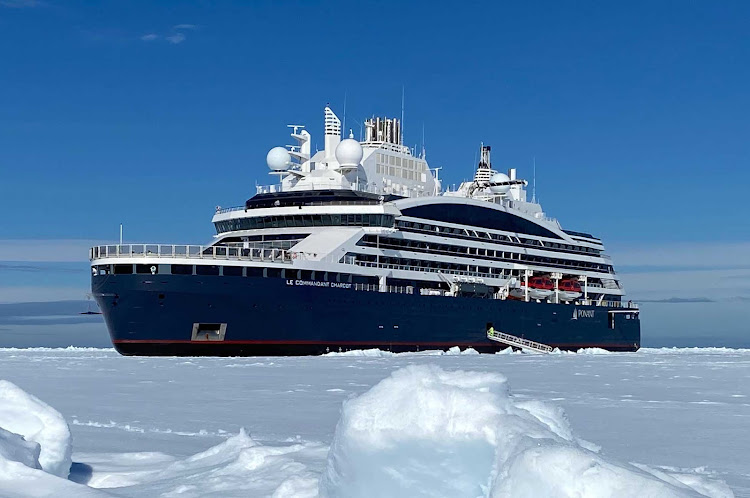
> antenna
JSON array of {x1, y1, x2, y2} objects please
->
[
  {"x1": 119, "y1": 223, "x2": 123, "y2": 245},
  {"x1": 342, "y1": 91, "x2": 347, "y2": 137},
  {"x1": 421, "y1": 122, "x2": 425, "y2": 159},
  {"x1": 400, "y1": 86, "x2": 405, "y2": 145},
  {"x1": 532, "y1": 157, "x2": 537, "y2": 203}
]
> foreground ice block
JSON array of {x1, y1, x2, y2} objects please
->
[
  {"x1": 0, "y1": 380, "x2": 72, "y2": 478},
  {"x1": 0, "y1": 427, "x2": 41, "y2": 470},
  {"x1": 320, "y1": 364, "x2": 733, "y2": 498}
]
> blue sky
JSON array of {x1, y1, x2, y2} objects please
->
[{"x1": 0, "y1": 0, "x2": 749, "y2": 345}]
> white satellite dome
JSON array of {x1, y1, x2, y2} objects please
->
[
  {"x1": 335, "y1": 138, "x2": 363, "y2": 168},
  {"x1": 489, "y1": 172, "x2": 511, "y2": 194},
  {"x1": 266, "y1": 146, "x2": 291, "y2": 171}
]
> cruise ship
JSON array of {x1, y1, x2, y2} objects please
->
[{"x1": 90, "y1": 105, "x2": 640, "y2": 356}]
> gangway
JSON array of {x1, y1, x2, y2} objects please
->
[{"x1": 487, "y1": 329, "x2": 554, "y2": 354}]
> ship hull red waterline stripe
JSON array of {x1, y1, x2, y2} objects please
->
[
  {"x1": 111, "y1": 339, "x2": 638, "y2": 357},
  {"x1": 113, "y1": 339, "x2": 631, "y2": 348}
]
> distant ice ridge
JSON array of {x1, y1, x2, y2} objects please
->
[
  {"x1": 640, "y1": 347, "x2": 750, "y2": 354},
  {"x1": 319, "y1": 365, "x2": 734, "y2": 498},
  {"x1": 0, "y1": 346, "x2": 114, "y2": 352}
]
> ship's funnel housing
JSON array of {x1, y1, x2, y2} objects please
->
[
  {"x1": 474, "y1": 144, "x2": 493, "y2": 183},
  {"x1": 364, "y1": 116, "x2": 402, "y2": 145},
  {"x1": 324, "y1": 106, "x2": 342, "y2": 162}
]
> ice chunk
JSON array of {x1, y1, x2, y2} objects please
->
[
  {"x1": 324, "y1": 348, "x2": 395, "y2": 357},
  {"x1": 0, "y1": 380, "x2": 72, "y2": 478},
  {"x1": 320, "y1": 365, "x2": 733, "y2": 498},
  {"x1": 82, "y1": 428, "x2": 327, "y2": 496},
  {"x1": 444, "y1": 346, "x2": 480, "y2": 355},
  {"x1": 576, "y1": 347, "x2": 612, "y2": 354},
  {"x1": 0, "y1": 424, "x2": 105, "y2": 497},
  {"x1": 0, "y1": 427, "x2": 41, "y2": 469}
]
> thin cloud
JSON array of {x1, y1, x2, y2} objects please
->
[
  {"x1": 141, "y1": 24, "x2": 198, "y2": 45},
  {"x1": 618, "y1": 268, "x2": 750, "y2": 301},
  {"x1": 0, "y1": 285, "x2": 90, "y2": 304},
  {"x1": 0, "y1": 0, "x2": 43, "y2": 7},
  {"x1": 609, "y1": 241, "x2": 750, "y2": 270},
  {"x1": 165, "y1": 33, "x2": 186, "y2": 44},
  {"x1": 0, "y1": 239, "x2": 108, "y2": 262}
]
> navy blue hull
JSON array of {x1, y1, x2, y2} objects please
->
[{"x1": 92, "y1": 274, "x2": 640, "y2": 356}]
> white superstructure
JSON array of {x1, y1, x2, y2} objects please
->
[{"x1": 90, "y1": 104, "x2": 634, "y2": 309}]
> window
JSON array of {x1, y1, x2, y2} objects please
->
[
  {"x1": 246, "y1": 267, "x2": 263, "y2": 278},
  {"x1": 223, "y1": 266, "x2": 243, "y2": 276},
  {"x1": 113, "y1": 264, "x2": 133, "y2": 275},
  {"x1": 215, "y1": 213, "x2": 394, "y2": 232},
  {"x1": 171, "y1": 264, "x2": 193, "y2": 275},
  {"x1": 136, "y1": 264, "x2": 157, "y2": 275},
  {"x1": 196, "y1": 265, "x2": 220, "y2": 276},
  {"x1": 265, "y1": 268, "x2": 282, "y2": 278}
]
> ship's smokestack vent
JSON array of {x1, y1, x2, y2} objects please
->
[{"x1": 364, "y1": 116, "x2": 402, "y2": 145}]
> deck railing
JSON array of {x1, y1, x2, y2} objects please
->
[
  {"x1": 89, "y1": 245, "x2": 638, "y2": 310},
  {"x1": 90, "y1": 244, "x2": 294, "y2": 264}
]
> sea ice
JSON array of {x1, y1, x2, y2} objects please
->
[
  {"x1": 320, "y1": 364, "x2": 733, "y2": 498},
  {"x1": 0, "y1": 379, "x2": 72, "y2": 478}
]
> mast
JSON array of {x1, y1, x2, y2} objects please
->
[{"x1": 400, "y1": 86, "x2": 405, "y2": 146}]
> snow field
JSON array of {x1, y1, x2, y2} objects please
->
[{"x1": 0, "y1": 347, "x2": 747, "y2": 497}]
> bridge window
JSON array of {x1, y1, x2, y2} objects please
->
[{"x1": 214, "y1": 214, "x2": 395, "y2": 233}]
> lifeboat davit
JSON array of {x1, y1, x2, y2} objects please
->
[
  {"x1": 558, "y1": 279, "x2": 583, "y2": 301},
  {"x1": 509, "y1": 276, "x2": 554, "y2": 300}
]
